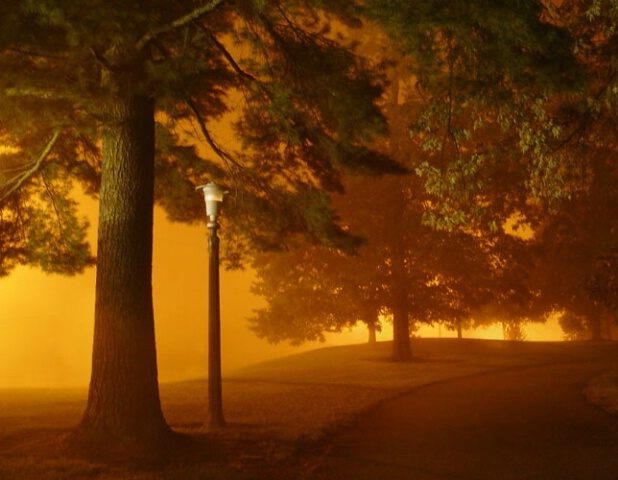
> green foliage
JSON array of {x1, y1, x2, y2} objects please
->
[
  {"x1": 248, "y1": 245, "x2": 372, "y2": 345},
  {"x1": 365, "y1": 0, "x2": 585, "y2": 230},
  {"x1": 526, "y1": 151, "x2": 618, "y2": 329},
  {"x1": 248, "y1": 165, "x2": 535, "y2": 345},
  {"x1": 0, "y1": 0, "x2": 408, "y2": 275},
  {"x1": 0, "y1": 180, "x2": 93, "y2": 277},
  {"x1": 518, "y1": 0, "x2": 618, "y2": 325}
]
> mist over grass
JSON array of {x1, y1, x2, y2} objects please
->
[{"x1": 1, "y1": 339, "x2": 617, "y2": 479}]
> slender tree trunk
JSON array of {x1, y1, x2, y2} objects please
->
[
  {"x1": 456, "y1": 321, "x2": 463, "y2": 339},
  {"x1": 69, "y1": 93, "x2": 173, "y2": 456},
  {"x1": 367, "y1": 320, "x2": 377, "y2": 344},
  {"x1": 391, "y1": 302, "x2": 411, "y2": 361},
  {"x1": 589, "y1": 308, "x2": 603, "y2": 341},
  {"x1": 391, "y1": 235, "x2": 411, "y2": 362}
]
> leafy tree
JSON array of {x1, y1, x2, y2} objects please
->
[
  {"x1": 248, "y1": 174, "x2": 421, "y2": 359},
  {"x1": 0, "y1": 128, "x2": 93, "y2": 276},
  {"x1": 587, "y1": 247, "x2": 618, "y2": 315},
  {"x1": 248, "y1": 5, "x2": 566, "y2": 358},
  {"x1": 529, "y1": 152, "x2": 618, "y2": 340},
  {"x1": 251, "y1": 1, "x2": 576, "y2": 356},
  {"x1": 0, "y1": 1, "x2": 402, "y2": 454},
  {"x1": 520, "y1": 0, "x2": 618, "y2": 340},
  {"x1": 249, "y1": 240, "x2": 385, "y2": 345},
  {"x1": 365, "y1": 0, "x2": 583, "y2": 231}
]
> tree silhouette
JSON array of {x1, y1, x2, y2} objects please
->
[
  {"x1": 0, "y1": 1, "x2": 402, "y2": 455},
  {"x1": 523, "y1": 0, "x2": 618, "y2": 340}
]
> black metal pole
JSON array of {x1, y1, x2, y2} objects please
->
[{"x1": 208, "y1": 219, "x2": 225, "y2": 428}]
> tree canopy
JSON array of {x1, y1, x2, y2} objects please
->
[
  {"x1": 3, "y1": 0, "x2": 618, "y2": 457},
  {"x1": 0, "y1": 0, "x2": 406, "y2": 455}
]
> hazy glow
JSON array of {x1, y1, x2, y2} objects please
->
[
  {"x1": 0, "y1": 144, "x2": 20, "y2": 155},
  {"x1": 0, "y1": 201, "x2": 335, "y2": 388},
  {"x1": 416, "y1": 320, "x2": 564, "y2": 341},
  {"x1": 0, "y1": 193, "x2": 564, "y2": 388},
  {"x1": 0, "y1": 267, "x2": 95, "y2": 387}
]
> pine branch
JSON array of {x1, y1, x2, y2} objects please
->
[
  {"x1": 135, "y1": 0, "x2": 227, "y2": 51},
  {"x1": 39, "y1": 171, "x2": 64, "y2": 240},
  {"x1": 184, "y1": 96, "x2": 243, "y2": 172},
  {"x1": 198, "y1": 24, "x2": 260, "y2": 86},
  {"x1": 0, "y1": 129, "x2": 61, "y2": 203}
]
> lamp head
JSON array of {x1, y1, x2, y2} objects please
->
[{"x1": 197, "y1": 182, "x2": 226, "y2": 221}]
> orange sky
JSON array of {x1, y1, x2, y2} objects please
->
[
  {"x1": 0, "y1": 196, "x2": 362, "y2": 388},
  {"x1": 0, "y1": 195, "x2": 564, "y2": 388}
]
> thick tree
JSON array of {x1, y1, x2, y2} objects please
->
[
  {"x1": 0, "y1": 0, "x2": 593, "y2": 456},
  {"x1": 0, "y1": 1, "x2": 401, "y2": 455}
]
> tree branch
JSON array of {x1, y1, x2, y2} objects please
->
[
  {"x1": 198, "y1": 24, "x2": 260, "y2": 86},
  {"x1": 136, "y1": 0, "x2": 227, "y2": 51},
  {"x1": 39, "y1": 171, "x2": 64, "y2": 239},
  {"x1": 184, "y1": 96, "x2": 243, "y2": 172},
  {"x1": 0, "y1": 129, "x2": 61, "y2": 203}
]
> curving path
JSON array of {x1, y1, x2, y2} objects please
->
[{"x1": 308, "y1": 357, "x2": 618, "y2": 480}]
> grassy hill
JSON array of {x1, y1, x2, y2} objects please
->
[{"x1": 1, "y1": 338, "x2": 617, "y2": 479}]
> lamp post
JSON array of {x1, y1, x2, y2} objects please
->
[{"x1": 197, "y1": 182, "x2": 226, "y2": 428}]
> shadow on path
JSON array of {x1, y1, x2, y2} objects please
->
[{"x1": 307, "y1": 359, "x2": 618, "y2": 480}]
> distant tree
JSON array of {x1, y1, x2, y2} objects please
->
[
  {"x1": 249, "y1": 170, "x2": 535, "y2": 356},
  {"x1": 249, "y1": 1, "x2": 574, "y2": 358},
  {"x1": 587, "y1": 247, "x2": 618, "y2": 315},
  {"x1": 558, "y1": 0, "x2": 618, "y2": 328},
  {"x1": 463, "y1": 230, "x2": 545, "y2": 340},
  {"x1": 527, "y1": 159, "x2": 618, "y2": 341},
  {"x1": 0, "y1": 1, "x2": 402, "y2": 454},
  {"x1": 249, "y1": 241, "x2": 385, "y2": 346},
  {"x1": 249, "y1": 49, "x2": 420, "y2": 361},
  {"x1": 248, "y1": 174, "x2": 419, "y2": 359}
]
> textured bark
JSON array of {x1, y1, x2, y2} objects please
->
[
  {"x1": 70, "y1": 93, "x2": 174, "y2": 456},
  {"x1": 390, "y1": 234, "x2": 412, "y2": 362}
]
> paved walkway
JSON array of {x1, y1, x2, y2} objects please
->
[{"x1": 308, "y1": 359, "x2": 618, "y2": 479}]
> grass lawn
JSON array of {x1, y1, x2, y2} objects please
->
[{"x1": 0, "y1": 338, "x2": 616, "y2": 479}]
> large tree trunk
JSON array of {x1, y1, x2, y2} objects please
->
[{"x1": 69, "y1": 93, "x2": 174, "y2": 457}]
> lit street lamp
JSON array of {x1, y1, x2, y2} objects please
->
[{"x1": 197, "y1": 182, "x2": 226, "y2": 428}]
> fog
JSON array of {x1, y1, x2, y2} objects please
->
[
  {"x1": 0, "y1": 203, "x2": 373, "y2": 388},
  {"x1": 0, "y1": 194, "x2": 565, "y2": 388}
]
